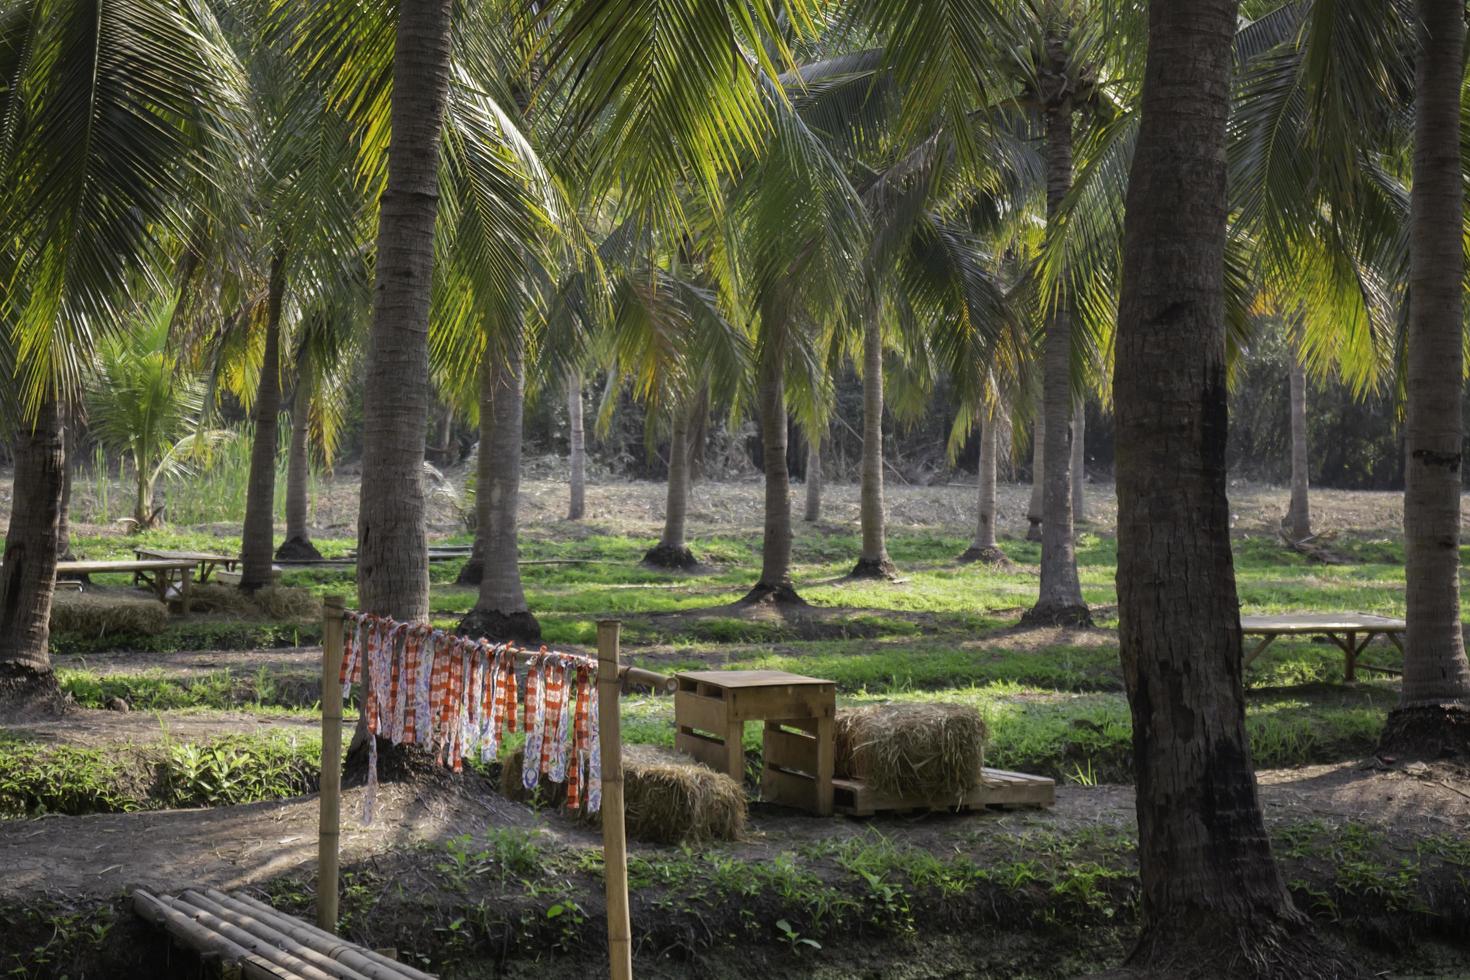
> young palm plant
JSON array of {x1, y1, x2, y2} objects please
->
[{"x1": 85, "y1": 298, "x2": 219, "y2": 531}]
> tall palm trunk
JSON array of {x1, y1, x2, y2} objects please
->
[
  {"x1": 0, "y1": 395, "x2": 67, "y2": 715},
  {"x1": 804, "y1": 436, "x2": 822, "y2": 523},
  {"x1": 1070, "y1": 395, "x2": 1085, "y2": 524},
  {"x1": 566, "y1": 371, "x2": 586, "y2": 521},
  {"x1": 1285, "y1": 328, "x2": 1311, "y2": 542},
  {"x1": 459, "y1": 334, "x2": 539, "y2": 643},
  {"x1": 1112, "y1": 0, "x2": 1324, "y2": 971},
  {"x1": 744, "y1": 327, "x2": 801, "y2": 604},
  {"x1": 1025, "y1": 393, "x2": 1044, "y2": 541},
  {"x1": 1025, "y1": 100, "x2": 1089, "y2": 626},
  {"x1": 644, "y1": 405, "x2": 697, "y2": 568},
  {"x1": 277, "y1": 359, "x2": 323, "y2": 561},
  {"x1": 1382, "y1": 0, "x2": 1470, "y2": 756},
  {"x1": 239, "y1": 253, "x2": 286, "y2": 592},
  {"x1": 961, "y1": 404, "x2": 1008, "y2": 565},
  {"x1": 355, "y1": 0, "x2": 454, "y2": 623},
  {"x1": 852, "y1": 314, "x2": 896, "y2": 579},
  {"x1": 57, "y1": 409, "x2": 74, "y2": 560},
  {"x1": 456, "y1": 413, "x2": 492, "y2": 587}
]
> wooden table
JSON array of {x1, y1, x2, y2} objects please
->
[
  {"x1": 674, "y1": 669, "x2": 836, "y2": 816},
  {"x1": 57, "y1": 559, "x2": 196, "y2": 614},
  {"x1": 133, "y1": 548, "x2": 237, "y2": 584},
  {"x1": 1241, "y1": 613, "x2": 1405, "y2": 681}
]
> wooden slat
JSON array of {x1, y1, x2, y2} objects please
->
[
  {"x1": 727, "y1": 685, "x2": 834, "y2": 722},
  {"x1": 831, "y1": 768, "x2": 1055, "y2": 816},
  {"x1": 763, "y1": 726, "x2": 817, "y2": 774},
  {"x1": 675, "y1": 669, "x2": 833, "y2": 689},
  {"x1": 674, "y1": 691, "x2": 729, "y2": 735},
  {"x1": 762, "y1": 766, "x2": 819, "y2": 811},
  {"x1": 675, "y1": 730, "x2": 730, "y2": 772}
]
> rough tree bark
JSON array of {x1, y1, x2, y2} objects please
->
[
  {"x1": 852, "y1": 313, "x2": 897, "y2": 579},
  {"x1": 277, "y1": 357, "x2": 323, "y2": 561},
  {"x1": 743, "y1": 327, "x2": 802, "y2": 604},
  {"x1": 1111, "y1": 0, "x2": 1345, "y2": 973},
  {"x1": 1024, "y1": 93, "x2": 1089, "y2": 626},
  {"x1": 1026, "y1": 392, "x2": 1044, "y2": 542},
  {"x1": 0, "y1": 395, "x2": 68, "y2": 716},
  {"x1": 239, "y1": 253, "x2": 286, "y2": 592},
  {"x1": 1382, "y1": 0, "x2": 1470, "y2": 758},
  {"x1": 960, "y1": 405, "x2": 1009, "y2": 565},
  {"x1": 459, "y1": 333, "x2": 540, "y2": 643},
  {"x1": 1286, "y1": 326, "x2": 1312, "y2": 543},
  {"x1": 644, "y1": 405, "x2": 698, "y2": 568},
  {"x1": 804, "y1": 436, "x2": 822, "y2": 523},
  {"x1": 1070, "y1": 395, "x2": 1086, "y2": 525},
  {"x1": 566, "y1": 370, "x2": 586, "y2": 521},
  {"x1": 355, "y1": 0, "x2": 454, "y2": 624},
  {"x1": 57, "y1": 406, "x2": 74, "y2": 560}
]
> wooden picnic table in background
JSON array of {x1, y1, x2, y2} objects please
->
[
  {"x1": 56, "y1": 558, "x2": 197, "y2": 614},
  {"x1": 133, "y1": 548, "x2": 237, "y2": 584},
  {"x1": 1241, "y1": 613, "x2": 1405, "y2": 681}
]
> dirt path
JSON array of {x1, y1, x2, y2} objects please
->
[{"x1": 3, "y1": 760, "x2": 1463, "y2": 906}]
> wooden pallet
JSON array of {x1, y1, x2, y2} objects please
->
[{"x1": 833, "y1": 767, "x2": 1055, "y2": 817}]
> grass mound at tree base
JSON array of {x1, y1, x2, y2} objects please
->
[
  {"x1": 641, "y1": 542, "x2": 699, "y2": 569},
  {"x1": 500, "y1": 744, "x2": 746, "y2": 843},
  {"x1": 456, "y1": 607, "x2": 542, "y2": 645},
  {"x1": 1376, "y1": 703, "x2": 1470, "y2": 761},
  {"x1": 835, "y1": 702, "x2": 989, "y2": 800}
]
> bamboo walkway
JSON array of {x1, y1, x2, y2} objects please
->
[{"x1": 132, "y1": 887, "x2": 435, "y2": 980}]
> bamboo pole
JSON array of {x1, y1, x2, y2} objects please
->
[
  {"x1": 210, "y1": 890, "x2": 435, "y2": 980},
  {"x1": 597, "y1": 620, "x2": 634, "y2": 980},
  {"x1": 132, "y1": 890, "x2": 295, "y2": 980},
  {"x1": 319, "y1": 595, "x2": 346, "y2": 933},
  {"x1": 180, "y1": 891, "x2": 375, "y2": 980},
  {"x1": 160, "y1": 893, "x2": 345, "y2": 980}
]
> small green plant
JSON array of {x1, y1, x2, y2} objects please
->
[{"x1": 775, "y1": 918, "x2": 821, "y2": 952}]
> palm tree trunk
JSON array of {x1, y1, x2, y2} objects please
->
[
  {"x1": 1382, "y1": 0, "x2": 1470, "y2": 756},
  {"x1": 1025, "y1": 101, "x2": 1089, "y2": 626},
  {"x1": 239, "y1": 253, "x2": 286, "y2": 592},
  {"x1": 0, "y1": 395, "x2": 67, "y2": 715},
  {"x1": 644, "y1": 405, "x2": 697, "y2": 568},
  {"x1": 459, "y1": 333, "x2": 540, "y2": 643},
  {"x1": 1070, "y1": 395, "x2": 1086, "y2": 524},
  {"x1": 1025, "y1": 392, "x2": 1044, "y2": 542},
  {"x1": 1112, "y1": 0, "x2": 1323, "y2": 970},
  {"x1": 744, "y1": 326, "x2": 801, "y2": 604},
  {"x1": 277, "y1": 360, "x2": 323, "y2": 561},
  {"x1": 566, "y1": 371, "x2": 586, "y2": 521},
  {"x1": 1286, "y1": 327, "x2": 1312, "y2": 542},
  {"x1": 852, "y1": 313, "x2": 897, "y2": 579},
  {"x1": 355, "y1": 0, "x2": 454, "y2": 623},
  {"x1": 804, "y1": 436, "x2": 822, "y2": 523},
  {"x1": 57, "y1": 407, "x2": 73, "y2": 560},
  {"x1": 961, "y1": 405, "x2": 1007, "y2": 564},
  {"x1": 455, "y1": 415, "x2": 492, "y2": 587}
]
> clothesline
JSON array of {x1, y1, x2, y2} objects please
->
[{"x1": 338, "y1": 610, "x2": 607, "y2": 822}]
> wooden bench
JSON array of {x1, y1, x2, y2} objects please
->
[
  {"x1": 133, "y1": 547, "x2": 238, "y2": 584},
  {"x1": 57, "y1": 558, "x2": 196, "y2": 614},
  {"x1": 1241, "y1": 613, "x2": 1405, "y2": 681},
  {"x1": 675, "y1": 669, "x2": 836, "y2": 816}
]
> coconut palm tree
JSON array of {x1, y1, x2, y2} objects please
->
[
  {"x1": 85, "y1": 296, "x2": 217, "y2": 531},
  {"x1": 566, "y1": 370, "x2": 587, "y2": 520},
  {"x1": 1383, "y1": 0, "x2": 1470, "y2": 754},
  {"x1": 0, "y1": 0, "x2": 246, "y2": 713}
]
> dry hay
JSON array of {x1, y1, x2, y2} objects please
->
[
  {"x1": 188, "y1": 582, "x2": 256, "y2": 615},
  {"x1": 249, "y1": 586, "x2": 321, "y2": 621},
  {"x1": 49, "y1": 590, "x2": 169, "y2": 636},
  {"x1": 499, "y1": 743, "x2": 746, "y2": 843},
  {"x1": 834, "y1": 702, "x2": 989, "y2": 801}
]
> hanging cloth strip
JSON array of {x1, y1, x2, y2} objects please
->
[{"x1": 337, "y1": 611, "x2": 603, "y2": 822}]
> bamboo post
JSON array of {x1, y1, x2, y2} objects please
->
[
  {"x1": 597, "y1": 619, "x2": 633, "y2": 980},
  {"x1": 318, "y1": 595, "x2": 345, "y2": 934}
]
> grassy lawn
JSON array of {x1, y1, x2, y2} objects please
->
[{"x1": 50, "y1": 521, "x2": 1422, "y2": 788}]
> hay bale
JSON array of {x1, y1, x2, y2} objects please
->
[
  {"x1": 188, "y1": 582, "x2": 256, "y2": 615},
  {"x1": 249, "y1": 586, "x2": 321, "y2": 621},
  {"x1": 49, "y1": 590, "x2": 169, "y2": 636},
  {"x1": 834, "y1": 702, "x2": 988, "y2": 801},
  {"x1": 500, "y1": 743, "x2": 746, "y2": 844}
]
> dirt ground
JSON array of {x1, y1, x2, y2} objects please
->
[{"x1": 2, "y1": 753, "x2": 1465, "y2": 907}]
